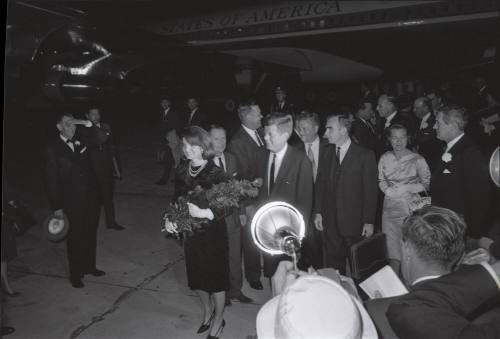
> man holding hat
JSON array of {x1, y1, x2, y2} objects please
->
[{"x1": 44, "y1": 112, "x2": 103, "y2": 288}]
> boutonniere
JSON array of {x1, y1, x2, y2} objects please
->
[
  {"x1": 74, "y1": 140, "x2": 81, "y2": 146},
  {"x1": 442, "y1": 152, "x2": 452, "y2": 163}
]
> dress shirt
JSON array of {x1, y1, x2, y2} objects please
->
[
  {"x1": 480, "y1": 262, "x2": 500, "y2": 290},
  {"x1": 305, "y1": 136, "x2": 320, "y2": 178},
  {"x1": 445, "y1": 133, "x2": 464, "y2": 152},
  {"x1": 385, "y1": 111, "x2": 397, "y2": 128},
  {"x1": 188, "y1": 108, "x2": 197, "y2": 124},
  {"x1": 337, "y1": 138, "x2": 351, "y2": 164},
  {"x1": 214, "y1": 154, "x2": 226, "y2": 172},
  {"x1": 60, "y1": 134, "x2": 74, "y2": 152},
  {"x1": 268, "y1": 143, "x2": 288, "y2": 189},
  {"x1": 419, "y1": 112, "x2": 431, "y2": 130},
  {"x1": 412, "y1": 275, "x2": 441, "y2": 286},
  {"x1": 163, "y1": 108, "x2": 170, "y2": 118},
  {"x1": 242, "y1": 124, "x2": 263, "y2": 146}
]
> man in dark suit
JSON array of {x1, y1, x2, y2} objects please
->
[
  {"x1": 227, "y1": 102, "x2": 266, "y2": 290},
  {"x1": 209, "y1": 125, "x2": 253, "y2": 305},
  {"x1": 351, "y1": 100, "x2": 383, "y2": 159},
  {"x1": 295, "y1": 111, "x2": 329, "y2": 269},
  {"x1": 314, "y1": 114, "x2": 378, "y2": 274},
  {"x1": 270, "y1": 86, "x2": 302, "y2": 145},
  {"x1": 413, "y1": 97, "x2": 444, "y2": 172},
  {"x1": 431, "y1": 105, "x2": 492, "y2": 240},
  {"x1": 269, "y1": 86, "x2": 296, "y2": 115},
  {"x1": 377, "y1": 94, "x2": 417, "y2": 146},
  {"x1": 81, "y1": 107, "x2": 124, "y2": 231},
  {"x1": 44, "y1": 113, "x2": 103, "y2": 288},
  {"x1": 259, "y1": 112, "x2": 314, "y2": 278},
  {"x1": 186, "y1": 97, "x2": 208, "y2": 128},
  {"x1": 157, "y1": 98, "x2": 182, "y2": 185},
  {"x1": 385, "y1": 206, "x2": 500, "y2": 339}
]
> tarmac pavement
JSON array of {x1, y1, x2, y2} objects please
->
[{"x1": 2, "y1": 119, "x2": 270, "y2": 339}]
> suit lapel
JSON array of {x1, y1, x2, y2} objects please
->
[
  {"x1": 433, "y1": 135, "x2": 466, "y2": 176},
  {"x1": 339, "y1": 142, "x2": 355, "y2": 172},
  {"x1": 57, "y1": 137, "x2": 78, "y2": 158},
  {"x1": 272, "y1": 146, "x2": 293, "y2": 194}
]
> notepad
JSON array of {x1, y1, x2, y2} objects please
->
[{"x1": 359, "y1": 265, "x2": 408, "y2": 299}]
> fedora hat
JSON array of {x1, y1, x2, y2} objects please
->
[{"x1": 44, "y1": 214, "x2": 69, "y2": 242}]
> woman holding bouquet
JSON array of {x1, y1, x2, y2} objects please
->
[
  {"x1": 164, "y1": 126, "x2": 230, "y2": 339},
  {"x1": 378, "y1": 124, "x2": 431, "y2": 276}
]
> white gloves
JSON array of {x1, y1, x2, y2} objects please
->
[
  {"x1": 163, "y1": 220, "x2": 178, "y2": 234},
  {"x1": 187, "y1": 202, "x2": 214, "y2": 220}
]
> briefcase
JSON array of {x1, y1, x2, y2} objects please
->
[{"x1": 349, "y1": 232, "x2": 388, "y2": 281}]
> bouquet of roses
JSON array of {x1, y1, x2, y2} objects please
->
[{"x1": 161, "y1": 178, "x2": 262, "y2": 237}]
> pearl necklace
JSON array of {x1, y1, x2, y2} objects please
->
[{"x1": 188, "y1": 160, "x2": 207, "y2": 177}]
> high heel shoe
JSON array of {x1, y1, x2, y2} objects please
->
[
  {"x1": 197, "y1": 310, "x2": 215, "y2": 334},
  {"x1": 207, "y1": 319, "x2": 225, "y2": 339}
]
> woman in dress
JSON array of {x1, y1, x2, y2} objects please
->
[
  {"x1": 164, "y1": 126, "x2": 230, "y2": 339},
  {"x1": 378, "y1": 124, "x2": 431, "y2": 275}
]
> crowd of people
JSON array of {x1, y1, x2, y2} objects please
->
[{"x1": 35, "y1": 74, "x2": 499, "y2": 338}]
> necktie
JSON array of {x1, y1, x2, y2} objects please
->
[
  {"x1": 255, "y1": 130, "x2": 264, "y2": 147},
  {"x1": 269, "y1": 154, "x2": 276, "y2": 194},
  {"x1": 307, "y1": 144, "x2": 316, "y2": 181},
  {"x1": 336, "y1": 146, "x2": 341, "y2": 164},
  {"x1": 217, "y1": 157, "x2": 225, "y2": 172},
  {"x1": 365, "y1": 119, "x2": 375, "y2": 133}
]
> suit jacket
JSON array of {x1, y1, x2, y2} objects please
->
[
  {"x1": 258, "y1": 145, "x2": 313, "y2": 220},
  {"x1": 44, "y1": 136, "x2": 96, "y2": 213},
  {"x1": 351, "y1": 117, "x2": 383, "y2": 159},
  {"x1": 228, "y1": 127, "x2": 266, "y2": 181},
  {"x1": 79, "y1": 123, "x2": 116, "y2": 178},
  {"x1": 160, "y1": 108, "x2": 182, "y2": 136},
  {"x1": 258, "y1": 144, "x2": 314, "y2": 277},
  {"x1": 186, "y1": 108, "x2": 208, "y2": 128},
  {"x1": 386, "y1": 112, "x2": 418, "y2": 136},
  {"x1": 297, "y1": 138, "x2": 329, "y2": 183},
  {"x1": 219, "y1": 152, "x2": 241, "y2": 229},
  {"x1": 269, "y1": 100, "x2": 296, "y2": 114},
  {"x1": 387, "y1": 264, "x2": 500, "y2": 339},
  {"x1": 415, "y1": 114, "x2": 445, "y2": 172},
  {"x1": 314, "y1": 141, "x2": 378, "y2": 236},
  {"x1": 430, "y1": 135, "x2": 491, "y2": 238}
]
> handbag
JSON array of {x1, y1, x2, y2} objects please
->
[{"x1": 407, "y1": 189, "x2": 431, "y2": 212}]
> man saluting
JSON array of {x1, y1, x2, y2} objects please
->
[{"x1": 44, "y1": 113, "x2": 104, "y2": 288}]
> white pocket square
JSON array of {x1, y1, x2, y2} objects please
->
[
  {"x1": 80, "y1": 146, "x2": 87, "y2": 154},
  {"x1": 443, "y1": 169, "x2": 451, "y2": 174}
]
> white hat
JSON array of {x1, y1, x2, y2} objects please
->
[{"x1": 256, "y1": 275, "x2": 377, "y2": 339}]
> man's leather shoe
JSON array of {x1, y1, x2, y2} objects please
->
[
  {"x1": 70, "y1": 278, "x2": 84, "y2": 288},
  {"x1": 107, "y1": 224, "x2": 125, "y2": 231},
  {"x1": 2, "y1": 326, "x2": 15, "y2": 336},
  {"x1": 249, "y1": 280, "x2": 263, "y2": 290},
  {"x1": 230, "y1": 293, "x2": 253, "y2": 303},
  {"x1": 86, "y1": 269, "x2": 105, "y2": 277}
]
